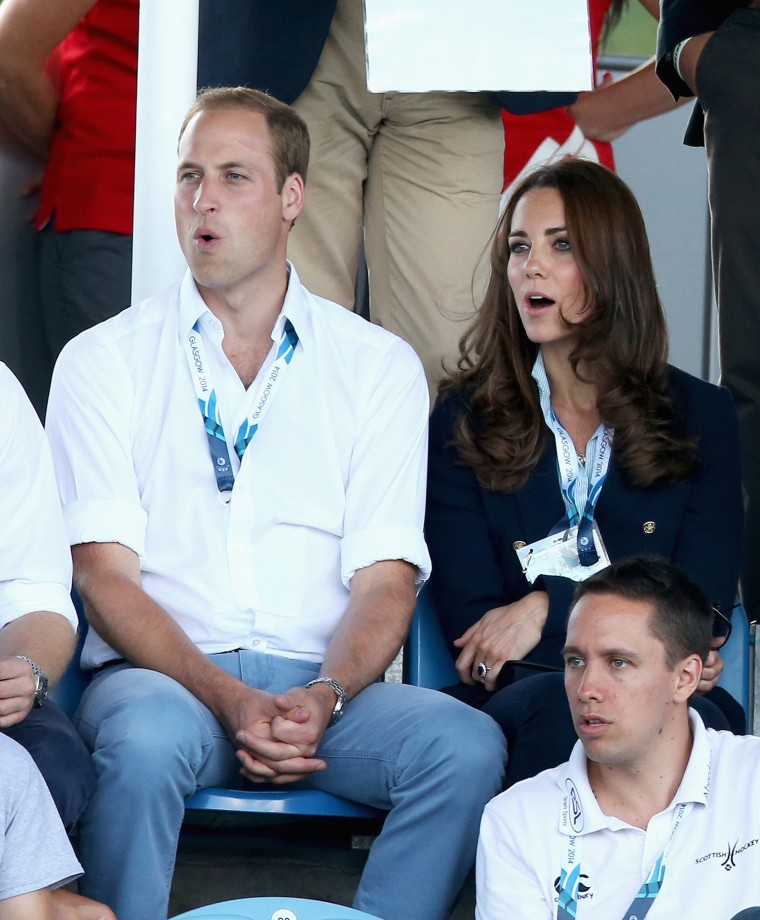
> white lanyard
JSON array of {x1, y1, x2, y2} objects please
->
[
  {"x1": 556, "y1": 801, "x2": 691, "y2": 919},
  {"x1": 184, "y1": 318, "x2": 299, "y2": 502},
  {"x1": 548, "y1": 410, "x2": 612, "y2": 566}
]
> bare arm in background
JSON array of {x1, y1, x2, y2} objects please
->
[
  {"x1": 0, "y1": 0, "x2": 96, "y2": 156},
  {"x1": 568, "y1": 0, "x2": 687, "y2": 143}
]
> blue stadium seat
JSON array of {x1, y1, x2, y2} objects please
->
[
  {"x1": 402, "y1": 585, "x2": 457, "y2": 690},
  {"x1": 718, "y1": 602, "x2": 752, "y2": 716},
  {"x1": 171, "y1": 896, "x2": 381, "y2": 920}
]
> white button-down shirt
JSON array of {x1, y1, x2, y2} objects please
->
[
  {"x1": 47, "y1": 266, "x2": 430, "y2": 667},
  {"x1": 0, "y1": 364, "x2": 76, "y2": 630}
]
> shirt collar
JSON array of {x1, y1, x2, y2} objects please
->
[
  {"x1": 556, "y1": 708, "x2": 710, "y2": 837},
  {"x1": 176, "y1": 261, "x2": 312, "y2": 348},
  {"x1": 556, "y1": 741, "x2": 608, "y2": 837},
  {"x1": 672, "y1": 708, "x2": 711, "y2": 808},
  {"x1": 531, "y1": 350, "x2": 554, "y2": 428}
]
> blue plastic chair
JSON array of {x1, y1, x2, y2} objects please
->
[
  {"x1": 403, "y1": 585, "x2": 752, "y2": 714},
  {"x1": 52, "y1": 596, "x2": 384, "y2": 822},
  {"x1": 718, "y1": 602, "x2": 752, "y2": 716},
  {"x1": 402, "y1": 585, "x2": 457, "y2": 690},
  {"x1": 171, "y1": 896, "x2": 382, "y2": 920}
]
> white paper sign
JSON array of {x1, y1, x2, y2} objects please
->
[{"x1": 365, "y1": 0, "x2": 592, "y2": 93}]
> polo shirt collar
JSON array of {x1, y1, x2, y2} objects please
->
[
  {"x1": 556, "y1": 708, "x2": 710, "y2": 837},
  {"x1": 673, "y1": 709, "x2": 711, "y2": 808},
  {"x1": 176, "y1": 261, "x2": 313, "y2": 348}
]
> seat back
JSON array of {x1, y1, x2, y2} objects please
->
[
  {"x1": 402, "y1": 584, "x2": 457, "y2": 690},
  {"x1": 718, "y1": 601, "x2": 752, "y2": 715},
  {"x1": 171, "y1": 896, "x2": 382, "y2": 919}
]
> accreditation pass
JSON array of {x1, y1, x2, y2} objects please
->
[{"x1": 516, "y1": 521, "x2": 610, "y2": 583}]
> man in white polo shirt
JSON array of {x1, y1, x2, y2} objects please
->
[
  {"x1": 476, "y1": 556, "x2": 760, "y2": 920},
  {"x1": 46, "y1": 86, "x2": 506, "y2": 920}
]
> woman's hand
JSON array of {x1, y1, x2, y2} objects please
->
[
  {"x1": 697, "y1": 636, "x2": 725, "y2": 694},
  {"x1": 454, "y1": 592, "x2": 549, "y2": 692}
]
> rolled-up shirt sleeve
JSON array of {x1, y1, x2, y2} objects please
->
[
  {"x1": 340, "y1": 336, "x2": 431, "y2": 587},
  {"x1": 46, "y1": 332, "x2": 147, "y2": 558}
]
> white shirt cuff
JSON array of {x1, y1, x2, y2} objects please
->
[
  {"x1": 341, "y1": 525, "x2": 432, "y2": 588},
  {"x1": 64, "y1": 498, "x2": 148, "y2": 558}
]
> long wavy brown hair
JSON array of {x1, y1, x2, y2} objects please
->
[{"x1": 441, "y1": 158, "x2": 699, "y2": 491}]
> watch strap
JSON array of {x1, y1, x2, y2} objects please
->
[
  {"x1": 15, "y1": 656, "x2": 49, "y2": 707},
  {"x1": 305, "y1": 676, "x2": 348, "y2": 726}
]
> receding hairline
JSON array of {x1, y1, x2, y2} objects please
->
[{"x1": 177, "y1": 105, "x2": 271, "y2": 150}]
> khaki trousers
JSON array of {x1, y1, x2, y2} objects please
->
[{"x1": 289, "y1": 0, "x2": 503, "y2": 394}]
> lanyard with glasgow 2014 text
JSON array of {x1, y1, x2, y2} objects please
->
[
  {"x1": 548, "y1": 409, "x2": 612, "y2": 566},
  {"x1": 185, "y1": 318, "x2": 299, "y2": 502},
  {"x1": 555, "y1": 802, "x2": 691, "y2": 920}
]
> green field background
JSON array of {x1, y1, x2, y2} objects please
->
[{"x1": 604, "y1": 2, "x2": 659, "y2": 58}]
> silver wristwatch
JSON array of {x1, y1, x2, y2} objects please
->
[
  {"x1": 305, "y1": 677, "x2": 348, "y2": 726},
  {"x1": 15, "y1": 656, "x2": 49, "y2": 707}
]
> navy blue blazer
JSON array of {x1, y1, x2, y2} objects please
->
[
  {"x1": 656, "y1": 0, "x2": 747, "y2": 146},
  {"x1": 426, "y1": 366, "x2": 743, "y2": 668},
  {"x1": 196, "y1": 1, "x2": 577, "y2": 112}
]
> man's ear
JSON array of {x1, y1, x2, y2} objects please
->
[
  {"x1": 282, "y1": 172, "x2": 305, "y2": 225},
  {"x1": 674, "y1": 653, "x2": 702, "y2": 702}
]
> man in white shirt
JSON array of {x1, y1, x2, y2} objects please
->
[
  {"x1": 0, "y1": 364, "x2": 114, "y2": 920},
  {"x1": 46, "y1": 86, "x2": 506, "y2": 920},
  {"x1": 0, "y1": 363, "x2": 92, "y2": 832},
  {"x1": 476, "y1": 556, "x2": 760, "y2": 920}
]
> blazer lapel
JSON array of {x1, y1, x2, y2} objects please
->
[
  {"x1": 512, "y1": 443, "x2": 566, "y2": 543},
  {"x1": 595, "y1": 452, "x2": 639, "y2": 541}
]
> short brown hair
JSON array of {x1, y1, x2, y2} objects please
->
[
  {"x1": 571, "y1": 556, "x2": 713, "y2": 667},
  {"x1": 178, "y1": 86, "x2": 310, "y2": 190}
]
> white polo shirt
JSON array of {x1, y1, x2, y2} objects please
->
[
  {"x1": 477, "y1": 711, "x2": 760, "y2": 920},
  {"x1": 0, "y1": 364, "x2": 76, "y2": 631},
  {"x1": 47, "y1": 265, "x2": 431, "y2": 668}
]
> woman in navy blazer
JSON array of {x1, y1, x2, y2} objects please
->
[{"x1": 426, "y1": 159, "x2": 744, "y2": 783}]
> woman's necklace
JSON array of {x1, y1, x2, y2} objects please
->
[{"x1": 577, "y1": 451, "x2": 586, "y2": 466}]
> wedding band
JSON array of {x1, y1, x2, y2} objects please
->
[{"x1": 477, "y1": 662, "x2": 490, "y2": 680}]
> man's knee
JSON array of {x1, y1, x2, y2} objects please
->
[
  {"x1": 77, "y1": 668, "x2": 211, "y2": 773},
  {"x1": 387, "y1": 686, "x2": 506, "y2": 794}
]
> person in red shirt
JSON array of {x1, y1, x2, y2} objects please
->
[
  {"x1": 502, "y1": 0, "x2": 682, "y2": 195},
  {"x1": 0, "y1": 0, "x2": 137, "y2": 360}
]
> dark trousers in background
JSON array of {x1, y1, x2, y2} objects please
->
[
  {"x1": 4, "y1": 699, "x2": 96, "y2": 829},
  {"x1": 697, "y1": 9, "x2": 760, "y2": 623}
]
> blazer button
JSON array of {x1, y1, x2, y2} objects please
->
[
  {"x1": 642, "y1": 521, "x2": 656, "y2": 535},
  {"x1": 513, "y1": 540, "x2": 527, "y2": 550}
]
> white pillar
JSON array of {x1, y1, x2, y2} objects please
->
[{"x1": 132, "y1": 0, "x2": 198, "y2": 303}]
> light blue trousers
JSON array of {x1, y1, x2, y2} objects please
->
[{"x1": 75, "y1": 651, "x2": 506, "y2": 920}]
